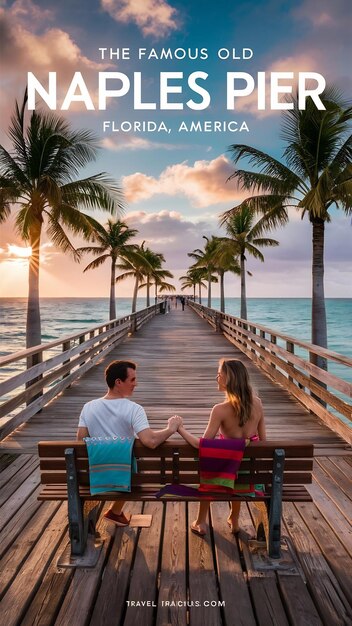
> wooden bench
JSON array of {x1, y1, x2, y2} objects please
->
[{"x1": 38, "y1": 439, "x2": 314, "y2": 565}]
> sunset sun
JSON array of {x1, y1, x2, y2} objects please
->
[{"x1": 8, "y1": 244, "x2": 32, "y2": 258}]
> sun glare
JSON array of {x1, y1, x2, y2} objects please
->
[{"x1": 8, "y1": 244, "x2": 32, "y2": 258}]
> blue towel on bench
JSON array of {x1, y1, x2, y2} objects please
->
[{"x1": 85, "y1": 436, "x2": 136, "y2": 495}]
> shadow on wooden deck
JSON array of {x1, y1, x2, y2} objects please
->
[{"x1": 0, "y1": 452, "x2": 351, "y2": 625}]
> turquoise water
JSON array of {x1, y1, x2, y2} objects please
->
[
  {"x1": 1, "y1": 297, "x2": 350, "y2": 356},
  {"x1": 210, "y1": 297, "x2": 352, "y2": 359},
  {"x1": 0, "y1": 298, "x2": 350, "y2": 426}
]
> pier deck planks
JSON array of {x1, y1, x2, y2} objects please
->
[
  {"x1": 0, "y1": 306, "x2": 351, "y2": 624},
  {"x1": 0, "y1": 306, "x2": 349, "y2": 454}
]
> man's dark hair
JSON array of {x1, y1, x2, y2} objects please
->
[{"x1": 105, "y1": 360, "x2": 137, "y2": 389}]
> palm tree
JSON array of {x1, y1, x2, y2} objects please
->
[
  {"x1": 116, "y1": 246, "x2": 152, "y2": 313},
  {"x1": 211, "y1": 240, "x2": 241, "y2": 313},
  {"x1": 150, "y1": 268, "x2": 175, "y2": 303},
  {"x1": 0, "y1": 93, "x2": 123, "y2": 347},
  {"x1": 220, "y1": 206, "x2": 279, "y2": 320},
  {"x1": 223, "y1": 88, "x2": 352, "y2": 367},
  {"x1": 138, "y1": 242, "x2": 165, "y2": 307},
  {"x1": 194, "y1": 268, "x2": 208, "y2": 304},
  {"x1": 77, "y1": 219, "x2": 138, "y2": 320},
  {"x1": 180, "y1": 272, "x2": 198, "y2": 301},
  {"x1": 155, "y1": 277, "x2": 176, "y2": 298},
  {"x1": 188, "y1": 236, "x2": 219, "y2": 308}
]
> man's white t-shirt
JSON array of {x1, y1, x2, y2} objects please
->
[{"x1": 78, "y1": 397, "x2": 149, "y2": 438}]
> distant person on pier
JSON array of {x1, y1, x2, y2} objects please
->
[
  {"x1": 180, "y1": 296, "x2": 185, "y2": 311},
  {"x1": 174, "y1": 359, "x2": 266, "y2": 536},
  {"x1": 77, "y1": 360, "x2": 181, "y2": 526}
]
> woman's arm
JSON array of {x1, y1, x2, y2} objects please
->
[
  {"x1": 177, "y1": 425, "x2": 200, "y2": 448},
  {"x1": 177, "y1": 406, "x2": 222, "y2": 448}
]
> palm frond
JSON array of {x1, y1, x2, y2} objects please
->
[
  {"x1": 82, "y1": 254, "x2": 110, "y2": 272},
  {"x1": 244, "y1": 243, "x2": 265, "y2": 262},
  {"x1": 46, "y1": 217, "x2": 80, "y2": 260}
]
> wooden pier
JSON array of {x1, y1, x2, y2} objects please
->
[{"x1": 0, "y1": 305, "x2": 351, "y2": 625}]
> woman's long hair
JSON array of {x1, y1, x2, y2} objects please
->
[{"x1": 220, "y1": 359, "x2": 253, "y2": 426}]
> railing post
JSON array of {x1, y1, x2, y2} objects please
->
[
  {"x1": 130, "y1": 313, "x2": 137, "y2": 334},
  {"x1": 270, "y1": 334, "x2": 277, "y2": 369},
  {"x1": 62, "y1": 341, "x2": 71, "y2": 379},
  {"x1": 309, "y1": 350, "x2": 327, "y2": 407},
  {"x1": 260, "y1": 330, "x2": 265, "y2": 361},
  {"x1": 250, "y1": 325, "x2": 257, "y2": 355},
  {"x1": 26, "y1": 351, "x2": 43, "y2": 405},
  {"x1": 286, "y1": 341, "x2": 294, "y2": 382},
  {"x1": 79, "y1": 334, "x2": 85, "y2": 367},
  {"x1": 215, "y1": 312, "x2": 222, "y2": 333}
]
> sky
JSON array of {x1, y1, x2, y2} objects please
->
[{"x1": 0, "y1": 0, "x2": 351, "y2": 299}]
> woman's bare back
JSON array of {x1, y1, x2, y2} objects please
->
[{"x1": 216, "y1": 395, "x2": 264, "y2": 439}]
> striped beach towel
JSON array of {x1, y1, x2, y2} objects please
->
[
  {"x1": 156, "y1": 436, "x2": 265, "y2": 499},
  {"x1": 85, "y1": 436, "x2": 136, "y2": 495},
  {"x1": 199, "y1": 437, "x2": 246, "y2": 492}
]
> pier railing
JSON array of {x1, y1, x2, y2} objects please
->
[
  {"x1": 0, "y1": 303, "x2": 162, "y2": 440},
  {"x1": 189, "y1": 302, "x2": 352, "y2": 444}
]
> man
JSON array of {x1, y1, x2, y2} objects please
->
[{"x1": 77, "y1": 360, "x2": 181, "y2": 526}]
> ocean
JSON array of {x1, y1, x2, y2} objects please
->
[{"x1": 1, "y1": 297, "x2": 351, "y2": 389}]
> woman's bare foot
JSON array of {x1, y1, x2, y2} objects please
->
[
  {"x1": 227, "y1": 517, "x2": 240, "y2": 534},
  {"x1": 190, "y1": 521, "x2": 206, "y2": 536}
]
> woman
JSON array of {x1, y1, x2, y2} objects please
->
[{"x1": 177, "y1": 358, "x2": 266, "y2": 536}]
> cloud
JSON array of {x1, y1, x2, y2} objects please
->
[
  {"x1": 293, "y1": 0, "x2": 351, "y2": 38},
  {"x1": 231, "y1": 0, "x2": 351, "y2": 119},
  {"x1": 0, "y1": 1, "x2": 107, "y2": 138},
  {"x1": 100, "y1": 135, "x2": 181, "y2": 151},
  {"x1": 101, "y1": 0, "x2": 179, "y2": 38},
  {"x1": 124, "y1": 209, "x2": 214, "y2": 269},
  {"x1": 8, "y1": 0, "x2": 53, "y2": 23},
  {"x1": 0, "y1": 2, "x2": 100, "y2": 72},
  {"x1": 122, "y1": 155, "x2": 247, "y2": 207}
]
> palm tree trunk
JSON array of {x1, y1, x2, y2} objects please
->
[
  {"x1": 198, "y1": 283, "x2": 202, "y2": 304},
  {"x1": 155, "y1": 282, "x2": 158, "y2": 304},
  {"x1": 207, "y1": 271, "x2": 211, "y2": 308},
  {"x1": 311, "y1": 218, "x2": 327, "y2": 370},
  {"x1": 240, "y1": 254, "x2": 247, "y2": 320},
  {"x1": 193, "y1": 285, "x2": 196, "y2": 301},
  {"x1": 146, "y1": 277, "x2": 150, "y2": 307},
  {"x1": 132, "y1": 277, "x2": 139, "y2": 313},
  {"x1": 220, "y1": 271, "x2": 225, "y2": 313},
  {"x1": 26, "y1": 223, "x2": 43, "y2": 404},
  {"x1": 109, "y1": 257, "x2": 116, "y2": 320},
  {"x1": 27, "y1": 224, "x2": 42, "y2": 348}
]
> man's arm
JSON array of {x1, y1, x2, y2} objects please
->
[
  {"x1": 137, "y1": 416, "x2": 181, "y2": 449},
  {"x1": 77, "y1": 427, "x2": 89, "y2": 440}
]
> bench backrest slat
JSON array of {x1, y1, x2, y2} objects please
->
[
  {"x1": 38, "y1": 440, "x2": 314, "y2": 458},
  {"x1": 38, "y1": 439, "x2": 314, "y2": 489},
  {"x1": 39, "y1": 470, "x2": 313, "y2": 486},
  {"x1": 39, "y1": 458, "x2": 313, "y2": 472}
]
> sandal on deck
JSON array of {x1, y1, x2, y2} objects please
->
[
  {"x1": 190, "y1": 522, "x2": 206, "y2": 537},
  {"x1": 103, "y1": 510, "x2": 130, "y2": 526}
]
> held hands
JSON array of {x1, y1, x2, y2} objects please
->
[{"x1": 168, "y1": 415, "x2": 183, "y2": 433}]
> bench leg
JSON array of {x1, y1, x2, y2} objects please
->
[
  {"x1": 65, "y1": 447, "x2": 86, "y2": 556},
  {"x1": 58, "y1": 448, "x2": 103, "y2": 568},
  {"x1": 268, "y1": 448, "x2": 285, "y2": 559}
]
